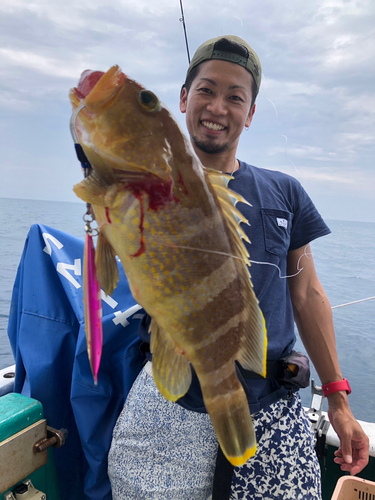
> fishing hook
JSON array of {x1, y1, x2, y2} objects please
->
[
  {"x1": 70, "y1": 102, "x2": 97, "y2": 234},
  {"x1": 70, "y1": 103, "x2": 92, "y2": 179},
  {"x1": 70, "y1": 103, "x2": 85, "y2": 143}
]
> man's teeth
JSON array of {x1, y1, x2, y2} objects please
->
[{"x1": 202, "y1": 121, "x2": 225, "y2": 131}]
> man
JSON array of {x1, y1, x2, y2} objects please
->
[{"x1": 108, "y1": 35, "x2": 369, "y2": 499}]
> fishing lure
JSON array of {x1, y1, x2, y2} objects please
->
[
  {"x1": 71, "y1": 104, "x2": 103, "y2": 385},
  {"x1": 82, "y1": 212, "x2": 103, "y2": 385}
]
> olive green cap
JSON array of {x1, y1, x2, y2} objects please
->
[{"x1": 186, "y1": 35, "x2": 262, "y2": 96}]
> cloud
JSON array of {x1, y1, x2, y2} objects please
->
[
  {"x1": 268, "y1": 144, "x2": 337, "y2": 162},
  {"x1": 0, "y1": 0, "x2": 374, "y2": 222},
  {"x1": 0, "y1": 48, "x2": 84, "y2": 79},
  {"x1": 296, "y1": 167, "x2": 359, "y2": 186}
]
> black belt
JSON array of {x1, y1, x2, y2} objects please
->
[{"x1": 238, "y1": 359, "x2": 285, "y2": 381}]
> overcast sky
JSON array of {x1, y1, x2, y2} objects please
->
[{"x1": 1, "y1": 0, "x2": 374, "y2": 222}]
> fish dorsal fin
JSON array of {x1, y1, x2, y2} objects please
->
[
  {"x1": 95, "y1": 231, "x2": 119, "y2": 296},
  {"x1": 85, "y1": 65, "x2": 126, "y2": 113},
  {"x1": 206, "y1": 168, "x2": 268, "y2": 378},
  {"x1": 206, "y1": 169, "x2": 252, "y2": 251},
  {"x1": 150, "y1": 318, "x2": 192, "y2": 402},
  {"x1": 206, "y1": 169, "x2": 252, "y2": 206}
]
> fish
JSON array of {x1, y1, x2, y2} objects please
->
[{"x1": 69, "y1": 65, "x2": 267, "y2": 466}]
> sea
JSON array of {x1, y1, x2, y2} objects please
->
[{"x1": 0, "y1": 197, "x2": 374, "y2": 422}]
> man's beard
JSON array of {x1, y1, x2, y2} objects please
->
[{"x1": 192, "y1": 136, "x2": 229, "y2": 155}]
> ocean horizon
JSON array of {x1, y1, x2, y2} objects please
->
[{"x1": 0, "y1": 197, "x2": 374, "y2": 422}]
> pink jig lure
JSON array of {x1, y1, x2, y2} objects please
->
[{"x1": 83, "y1": 231, "x2": 103, "y2": 385}]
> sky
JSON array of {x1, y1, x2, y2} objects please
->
[{"x1": 0, "y1": 0, "x2": 374, "y2": 222}]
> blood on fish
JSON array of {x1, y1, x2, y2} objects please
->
[
  {"x1": 129, "y1": 177, "x2": 176, "y2": 210},
  {"x1": 130, "y1": 191, "x2": 146, "y2": 258},
  {"x1": 105, "y1": 207, "x2": 111, "y2": 224},
  {"x1": 128, "y1": 177, "x2": 177, "y2": 258},
  {"x1": 178, "y1": 172, "x2": 189, "y2": 195}
]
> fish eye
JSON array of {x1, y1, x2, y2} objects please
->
[{"x1": 138, "y1": 90, "x2": 160, "y2": 112}]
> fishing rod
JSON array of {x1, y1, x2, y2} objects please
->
[
  {"x1": 179, "y1": 0, "x2": 191, "y2": 64},
  {"x1": 331, "y1": 296, "x2": 375, "y2": 309}
]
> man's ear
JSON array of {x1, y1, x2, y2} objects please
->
[
  {"x1": 245, "y1": 103, "x2": 256, "y2": 128},
  {"x1": 180, "y1": 87, "x2": 188, "y2": 114}
]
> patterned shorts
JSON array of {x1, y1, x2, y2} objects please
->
[{"x1": 108, "y1": 363, "x2": 321, "y2": 500}]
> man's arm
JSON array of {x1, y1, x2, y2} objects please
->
[{"x1": 287, "y1": 244, "x2": 369, "y2": 475}]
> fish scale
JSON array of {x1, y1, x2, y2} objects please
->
[{"x1": 70, "y1": 64, "x2": 267, "y2": 466}]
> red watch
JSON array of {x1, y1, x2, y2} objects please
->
[{"x1": 322, "y1": 378, "x2": 351, "y2": 397}]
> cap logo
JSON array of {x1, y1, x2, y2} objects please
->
[{"x1": 211, "y1": 50, "x2": 248, "y2": 68}]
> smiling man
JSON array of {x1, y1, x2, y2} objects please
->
[
  {"x1": 181, "y1": 59, "x2": 255, "y2": 160},
  {"x1": 108, "y1": 36, "x2": 369, "y2": 500}
]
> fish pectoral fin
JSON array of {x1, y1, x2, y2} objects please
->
[
  {"x1": 95, "y1": 231, "x2": 119, "y2": 296},
  {"x1": 150, "y1": 319, "x2": 192, "y2": 402},
  {"x1": 237, "y1": 295, "x2": 268, "y2": 378},
  {"x1": 73, "y1": 173, "x2": 109, "y2": 207},
  {"x1": 82, "y1": 145, "x2": 116, "y2": 187},
  {"x1": 202, "y1": 381, "x2": 256, "y2": 466}
]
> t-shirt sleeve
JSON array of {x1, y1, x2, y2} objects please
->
[{"x1": 289, "y1": 181, "x2": 331, "y2": 251}]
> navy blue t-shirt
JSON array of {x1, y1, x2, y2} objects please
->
[{"x1": 138, "y1": 161, "x2": 331, "y2": 413}]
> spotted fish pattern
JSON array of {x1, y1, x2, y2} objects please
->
[{"x1": 70, "y1": 66, "x2": 267, "y2": 465}]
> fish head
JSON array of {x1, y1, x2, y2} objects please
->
[{"x1": 70, "y1": 65, "x2": 186, "y2": 184}]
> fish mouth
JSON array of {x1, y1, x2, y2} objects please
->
[{"x1": 201, "y1": 120, "x2": 227, "y2": 132}]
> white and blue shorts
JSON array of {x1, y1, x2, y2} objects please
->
[{"x1": 108, "y1": 362, "x2": 321, "y2": 499}]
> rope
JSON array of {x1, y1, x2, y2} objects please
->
[{"x1": 332, "y1": 296, "x2": 375, "y2": 309}]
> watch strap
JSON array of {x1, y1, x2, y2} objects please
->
[{"x1": 322, "y1": 378, "x2": 351, "y2": 397}]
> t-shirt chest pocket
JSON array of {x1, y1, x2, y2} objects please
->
[{"x1": 261, "y1": 209, "x2": 294, "y2": 257}]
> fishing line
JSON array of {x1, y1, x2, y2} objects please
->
[
  {"x1": 179, "y1": 0, "x2": 191, "y2": 64},
  {"x1": 161, "y1": 243, "x2": 247, "y2": 262},
  {"x1": 250, "y1": 244, "x2": 312, "y2": 279},
  {"x1": 281, "y1": 134, "x2": 300, "y2": 174},
  {"x1": 160, "y1": 243, "x2": 312, "y2": 279},
  {"x1": 248, "y1": 259, "x2": 303, "y2": 279},
  {"x1": 267, "y1": 98, "x2": 278, "y2": 119},
  {"x1": 234, "y1": 15, "x2": 243, "y2": 29},
  {"x1": 262, "y1": 79, "x2": 300, "y2": 175}
]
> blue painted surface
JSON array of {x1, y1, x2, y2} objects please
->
[{"x1": 7, "y1": 224, "x2": 145, "y2": 499}]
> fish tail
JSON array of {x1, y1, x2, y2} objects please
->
[{"x1": 202, "y1": 377, "x2": 256, "y2": 466}]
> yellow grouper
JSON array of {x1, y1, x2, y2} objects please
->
[{"x1": 70, "y1": 65, "x2": 267, "y2": 466}]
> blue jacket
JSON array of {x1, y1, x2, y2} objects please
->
[{"x1": 8, "y1": 224, "x2": 145, "y2": 500}]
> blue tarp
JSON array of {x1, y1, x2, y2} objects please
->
[{"x1": 8, "y1": 224, "x2": 145, "y2": 500}]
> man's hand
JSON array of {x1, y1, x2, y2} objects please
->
[{"x1": 328, "y1": 394, "x2": 369, "y2": 475}]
